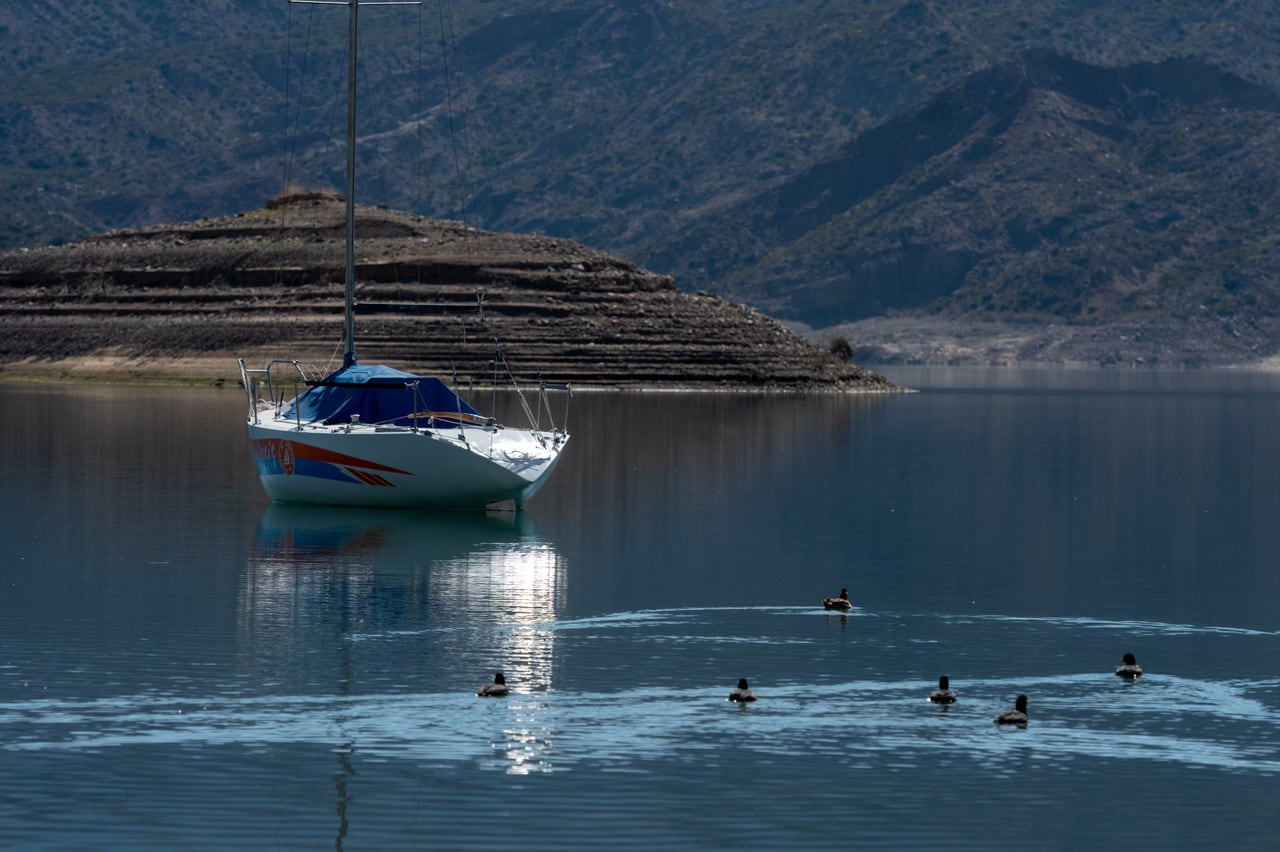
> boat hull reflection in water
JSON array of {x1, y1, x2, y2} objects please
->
[{"x1": 246, "y1": 505, "x2": 565, "y2": 699}]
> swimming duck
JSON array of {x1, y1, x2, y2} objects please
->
[
  {"x1": 928, "y1": 675, "x2": 957, "y2": 704},
  {"x1": 476, "y1": 672, "x2": 509, "y2": 697},
  {"x1": 728, "y1": 678, "x2": 757, "y2": 702},
  {"x1": 823, "y1": 588, "x2": 853, "y2": 611},
  {"x1": 994, "y1": 694, "x2": 1028, "y2": 725},
  {"x1": 1115, "y1": 653, "x2": 1143, "y2": 679}
]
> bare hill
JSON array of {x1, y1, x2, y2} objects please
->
[{"x1": 0, "y1": 196, "x2": 890, "y2": 390}]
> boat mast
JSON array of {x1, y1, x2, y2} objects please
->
[
  {"x1": 290, "y1": 0, "x2": 420, "y2": 368},
  {"x1": 343, "y1": 0, "x2": 359, "y2": 367}
]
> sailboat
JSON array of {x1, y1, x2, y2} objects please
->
[{"x1": 237, "y1": 0, "x2": 569, "y2": 510}]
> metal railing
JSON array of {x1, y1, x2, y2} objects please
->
[{"x1": 237, "y1": 359, "x2": 308, "y2": 425}]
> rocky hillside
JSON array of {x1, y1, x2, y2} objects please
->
[
  {"x1": 703, "y1": 50, "x2": 1280, "y2": 323},
  {"x1": 0, "y1": 195, "x2": 889, "y2": 389}
]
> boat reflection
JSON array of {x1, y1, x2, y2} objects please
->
[
  {"x1": 241, "y1": 505, "x2": 566, "y2": 696},
  {"x1": 250, "y1": 503, "x2": 545, "y2": 568}
]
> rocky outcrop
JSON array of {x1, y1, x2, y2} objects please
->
[{"x1": 0, "y1": 197, "x2": 891, "y2": 390}]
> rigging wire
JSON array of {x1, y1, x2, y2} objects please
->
[
  {"x1": 440, "y1": 0, "x2": 488, "y2": 218},
  {"x1": 414, "y1": 4, "x2": 428, "y2": 216},
  {"x1": 316, "y1": 14, "x2": 349, "y2": 205},
  {"x1": 411, "y1": 3, "x2": 431, "y2": 301},
  {"x1": 273, "y1": 1, "x2": 548, "y2": 409},
  {"x1": 280, "y1": 2, "x2": 319, "y2": 209},
  {"x1": 435, "y1": 0, "x2": 473, "y2": 217},
  {"x1": 280, "y1": 0, "x2": 294, "y2": 203}
]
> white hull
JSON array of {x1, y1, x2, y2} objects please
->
[{"x1": 248, "y1": 413, "x2": 567, "y2": 510}]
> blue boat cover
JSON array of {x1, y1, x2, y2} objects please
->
[{"x1": 281, "y1": 364, "x2": 483, "y2": 426}]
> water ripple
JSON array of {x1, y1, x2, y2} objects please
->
[
  {"x1": 5, "y1": 668, "x2": 1278, "y2": 777},
  {"x1": 951, "y1": 613, "x2": 1280, "y2": 638}
]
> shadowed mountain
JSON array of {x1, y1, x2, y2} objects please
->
[
  {"x1": 681, "y1": 50, "x2": 1280, "y2": 332},
  {"x1": 7, "y1": 2, "x2": 1280, "y2": 366}
]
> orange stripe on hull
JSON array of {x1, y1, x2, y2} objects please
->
[{"x1": 253, "y1": 438, "x2": 411, "y2": 475}]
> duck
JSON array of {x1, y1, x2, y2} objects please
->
[
  {"x1": 927, "y1": 675, "x2": 957, "y2": 704},
  {"x1": 476, "y1": 672, "x2": 509, "y2": 697},
  {"x1": 822, "y1": 588, "x2": 853, "y2": 611},
  {"x1": 1115, "y1": 652, "x2": 1143, "y2": 679},
  {"x1": 994, "y1": 694, "x2": 1028, "y2": 725},
  {"x1": 728, "y1": 678, "x2": 757, "y2": 702}
]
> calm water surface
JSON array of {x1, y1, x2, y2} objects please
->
[{"x1": 1, "y1": 368, "x2": 1278, "y2": 849}]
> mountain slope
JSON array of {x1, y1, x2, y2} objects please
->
[
  {"x1": 6, "y1": 1, "x2": 1280, "y2": 365},
  {"x1": 700, "y1": 50, "x2": 1280, "y2": 329}
]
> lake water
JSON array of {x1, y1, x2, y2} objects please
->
[{"x1": 1, "y1": 367, "x2": 1278, "y2": 850}]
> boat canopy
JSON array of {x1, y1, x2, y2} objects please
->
[{"x1": 281, "y1": 364, "x2": 483, "y2": 427}]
